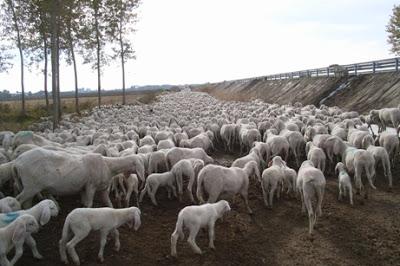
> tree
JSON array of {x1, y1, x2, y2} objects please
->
[
  {"x1": 107, "y1": 0, "x2": 139, "y2": 105},
  {"x1": 0, "y1": 44, "x2": 13, "y2": 72},
  {"x1": 62, "y1": 0, "x2": 84, "y2": 114},
  {"x1": 50, "y1": 0, "x2": 61, "y2": 129},
  {"x1": 25, "y1": 0, "x2": 51, "y2": 112},
  {"x1": 81, "y1": 0, "x2": 110, "y2": 107},
  {"x1": 1, "y1": 0, "x2": 28, "y2": 115},
  {"x1": 387, "y1": 5, "x2": 400, "y2": 55}
]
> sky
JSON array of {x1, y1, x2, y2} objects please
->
[{"x1": 0, "y1": 0, "x2": 398, "y2": 93}]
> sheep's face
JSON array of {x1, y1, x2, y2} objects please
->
[{"x1": 6, "y1": 198, "x2": 21, "y2": 211}]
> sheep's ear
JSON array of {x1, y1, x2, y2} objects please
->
[
  {"x1": 12, "y1": 221, "x2": 26, "y2": 243},
  {"x1": 335, "y1": 164, "x2": 339, "y2": 175},
  {"x1": 39, "y1": 206, "x2": 51, "y2": 226}
]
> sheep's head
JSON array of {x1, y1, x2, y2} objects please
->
[{"x1": 127, "y1": 207, "x2": 141, "y2": 231}]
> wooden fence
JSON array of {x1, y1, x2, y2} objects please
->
[{"x1": 228, "y1": 57, "x2": 400, "y2": 84}]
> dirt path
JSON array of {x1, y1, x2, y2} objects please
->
[{"x1": 16, "y1": 151, "x2": 400, "y2": 266}]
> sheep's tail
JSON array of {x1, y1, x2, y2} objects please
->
[
  {"x1": 171, "y1": 211, "x2": 185, "y2": 257},
  {"x1": 175, "y1": 212, "x2": 185, "y2": 240},
  {"x1": 196, "y1": 172, "x2": 205, "y2": 204},
  {"x1": 59, "y1": 215, "x2": 72, "y2": 263}
]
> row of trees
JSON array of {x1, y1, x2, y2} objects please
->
[{"x1": 0, "y1": 0, "x2": 139, "y2": 128}]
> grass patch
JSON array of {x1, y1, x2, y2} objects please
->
[{"x1": 0, "y1": 92, "x2": 161, "y2": 132}]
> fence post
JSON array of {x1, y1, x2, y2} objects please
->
[
  {"x1": 372, "y1": 62, "x2": 376, "y2": 74},
  {"x1": 354, "y1": 64, "x2": 358, "y2": 75},
  {"x1": 396, "y1": 58, "x2": 399, "y2": 71},
  {"x1": 327, "y1": 67, "x2": 330, "y2": 77}
]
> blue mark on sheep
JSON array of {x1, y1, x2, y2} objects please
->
[{"x1": 2, "y1": 212, "x2": 20, "y2": 224}]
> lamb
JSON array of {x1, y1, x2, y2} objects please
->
[
  {"x1": 0, "y1": 214, "x2": 39, "y2": 266},
  {"x1": 296, "y1": 160, "x2": 326, "y2": 235},
  {"x1": 196, "y1": 161, "x2": 259, "y2": 213},
  {"x1": 171, "y1": 159, "x2": 205, "y2": 203},
  {"x1": 305, "y1": 141, "x2": 326, "y2": 173},
  {"x1": 139, "y1": 172, "x2": 177, "y2": 206},
  {"x1": 261, "y1": 156, "x2": 286, "y2": 208},
  {"x1": 170, "y1": 200, "x2": 231, "y2": 257},
  {"x1": 335, "y1": 162, "x2": 353, "y2": 205},
  {"x1": 59, "y1": 207, "x2": 141, "y2": 265},
  {"x1": 0, "y1": 197, "x2": 21, "y2": 213},
  {"x1": 362, "y1": 135, "x2": 392, "y2": 188},
  {"x1": 0, "y1": 199, "x2": 59, "y2": 260},
  {"x1": 232, "y1": 147, "x2": 264, "y2": 175}
]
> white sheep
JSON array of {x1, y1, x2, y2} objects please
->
[
  {"x1": 296, "y1": 160, "x2": 326, "y2": 235},
  {"x1": 362, "y1": 135, "x2": 392, "y2": 188},
  {"x1": 376, "y1": 131, "x2": 399, "y2": 166},
  {"x1": 170, "y1": 200, "x2": 231, "y2": 257},
  {"x1": 0, "y1": 199, "x2": 59, "y2": 260},
  {"x1": 139, "y1": 172, "x2": 177, "y2": 206},
  {"x1": 59, "y1": 207, "x2": 141, "y2": 265},
  {"x1": 171, "y1": 158, "x2": 204, "y2": 203},
  {"x1": 0, "y1": 214, "x2": 39, "y2": 266},
  {"x1": 196, "y1": 161, "x2": 259, "y2": 214},
  {"x1": 335, "y1": 162, "x2": 353, "y2": 205},
  {"x1": 0, "y1": 197, "x2": 21, "y2": 213},
  {"x1": 305, "y1": 141, "x2": 326, "y2": 173},
  {"x1": 261, "y1": 156, "x2": 286, "y2": 208},
  {"x1": 166, "y1": 147, "x2": 214, "y2": 168}
]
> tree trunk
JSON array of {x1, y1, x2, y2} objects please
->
[
  {"x1": 43, "y1": 37, "x2": 49, "y2": 112},
  {"x1": 71, "y1": 43, "x2": 79, "y2": 114},
  {"x1": 119, "y1": 22, "x2": 126, "y2": 105},
  {"x1": 8, "y1": 0, "x2": 25, "y2": 115},
  {"x1": 94, "y1": 6, "x2": 101, "y2": 107},
  {"x1": 56, "y1": 23, "x2": 61, "y2": 120},
  {"x1": 50, "y1": 0, "x2": 59, "y2": 129}
]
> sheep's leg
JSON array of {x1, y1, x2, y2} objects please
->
[
  {"x1": 261, "y1": 181, "x2": 269, "y2": 207},
  {"x1": 26, "y1": 235, "x2": 43, "y2": 259},
  {"x1": 304, "y1": 198, "x2": 314, "y2": 234},
  {"x1": 0, "y1": 255, "x2": 10, "y2": 266},
  {"x1": 241, "y1": 191, "x2": 253, "y2": 214},
  {"x1": 166, "y1": 186, "x2": 172, "y2": 199},
  {"x1": 138, "y1": 184, "x2": 148, "y2": 203},
  {"x1": 16, "y1": 188, "x2": 37, "y2": 209},
  {"x1": 150, "y1": 184, "x2": 159, "y2": 206},
  {"x1": 269, "y1": 185, "x2": 275, "y2": 208},
  {"x1": 171, "y1": 231, "x2": 179, "y2": 257},
  {"x1": 125, "y1": 187, "x2": 133, "y2": 208},
  {"x1": 80, "y1": 190, "x2": 88, "y2": 206},
  {"x1": 10, "y1": 245, "x2": 24, "y2": 265},
  {"x1": 112, "y1": 229, "x2": 120, "y2": 252},
  {"x1": 85, "y1": 185, "x2": 96, "y2": 208},
  {"x1": 338, "y1": 183, "x2": 343, "y2": 201},
  {"x1": 188, "y1": 175, "x2": 196, "y2": 203},
  {"x1": 100, "y1": 189, "x2": 113, "y2": 208},
  {"x1": 171, "y1": 185, "x2": 178, "y2": 198},
  {"x1": 208, "y1": 221, "x2": 216, "y2": 250},
  {"x1": 348, "y1": 186, "x2": 354, "y2": 205},
  {"x1": 66, "y1": 231, "x2": 90, "y2": 265},
  {"x1": 98, "y1": 230, "x2": 110, "y2": 262},
  {"x1": 187, "y1": 225, "x2": 202, "y2": 254}
]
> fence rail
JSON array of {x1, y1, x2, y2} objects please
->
[{"x1": 224, "y1": 57, "x2": 400, "y2": 84}]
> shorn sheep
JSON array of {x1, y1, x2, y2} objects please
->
[
  {"x1": 296, "y1": 160, "x2": 326, "y2": 235},
  {"x1": 170, "y1": 200, "x2": 231, "y2": 257},
  {"x1": 261, "y1": 156, "x2": 286, "y2": 208},
  {"x1": 59, "y1": 207, "x2": 141, "y2": 265},
  {"x1": 196, "y1": 161, "x2": 259, "y2": 214},
  {"x1": 0, "y1": 214, "x2": 39, "y2": 266}
]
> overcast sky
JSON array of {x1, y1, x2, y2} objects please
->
[{"x1": 0, "y1": 0, "x2": 398, "y2": 93}]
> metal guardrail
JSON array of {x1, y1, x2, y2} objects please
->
[{"x1": 218, "y1": 57, "x2": 400, "y2": 84}]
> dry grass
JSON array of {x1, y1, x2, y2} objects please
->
[
  {"x1": 196, "y1": 85, "x2": 252, "y2": 102},
  {"x1": 0, "y1": 91, "x2": 161, "y2": 132}
]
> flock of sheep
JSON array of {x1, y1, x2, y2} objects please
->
[{"x1": 0, "y1": 90, "x2": 399, "y2": 265}]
